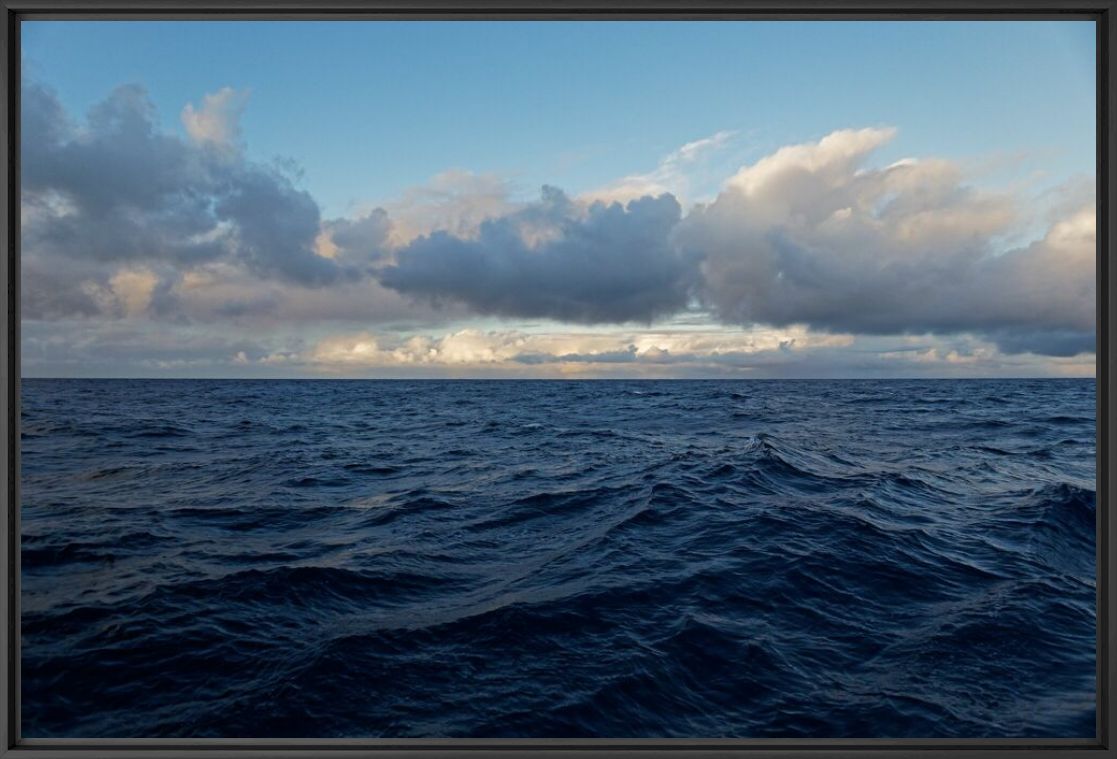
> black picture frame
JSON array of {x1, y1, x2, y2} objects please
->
[{"x1": 1, "y1": 2, "x2": 1112, "y2": 756}]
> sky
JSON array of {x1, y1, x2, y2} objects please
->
[{"x1": 20, "y1": 20, "x2": 1098, "y2": 378}]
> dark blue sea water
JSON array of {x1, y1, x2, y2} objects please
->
[{"x1": 20, "y1": 378, "x2": 1096, "y2": 738}]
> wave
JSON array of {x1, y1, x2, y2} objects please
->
[
  {"x1": 19, "y1": 377, "x2": 1097, "y2": 738},
  {"x1": 124, "y1": 423, "x2": 193, "y2": 439},
  {"x1": 21, "y1": 529, "x2": 173, "y2": 569}
]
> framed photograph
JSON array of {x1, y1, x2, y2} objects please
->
[{"x1": 0, "y1": 1, "x2": 1112, "y2": 757}]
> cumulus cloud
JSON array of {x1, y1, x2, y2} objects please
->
[
  {"x1": 21, "y1": 81, "x2": 348, "y2": 320},
  {"x1": 181, "y1": 87, "x2": 249, "y2": 148},
  {"x1": 677, "y1": 127, "x2": 1095, "y2": 356},
  {"x1": 377, "y1": 170, "x2": 520, "y2": 246},
  {"x1": 214, "y1": 166, "x2": 341, "y2": 285},
  {"x1": 377, "y1": 187, "x2": 695, "y2": 324},
  {"x1": 318, "y1": 208, "x2": 392, "y2": 267},
  {"x1": 19, "y1": 79, "x2": 1097, "y2": 372},
  {"x1": 368, "y1": 127, "x2": 1094, "y2": 356}
]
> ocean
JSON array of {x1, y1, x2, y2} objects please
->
[{"x1": 19, "y1": 378, "x2": 1097, "y2": 738}]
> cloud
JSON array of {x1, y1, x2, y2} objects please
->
[
  {"x1": 19, "y1": 80, "x2": 1096, "y2": 371},
  {"x1": 181, "y1": 87, "x2": 249, "y2": 148},
  {"x1": 148, "y1": 260, "x2": 468, "y2": 328},
  {"x1": 375, "y1": 170, "x2": 520, "y2": 246},
  {"x1": 676, "y1": 128, "x2": 1095, "y2": 356},
  {"x1": 213, "y1": 165, "x2": 341, "y2": 285},
  {"x1": 85, "y1": 267, "x2": 161, "y2": 317},
  {"x1": 371, "y1": 127, "x2": 1093, "y2": 356},
  {"x1": 318, "y1": 208, "x2": 392, "y2": 268},
  {"x1": 581, "y1": 129, "x2": 737, "y2": 206},
  {"x1": 21, "y1": 81, "x2": 347, "y2": 317},
  {"x1": 303, "y1": 325, "x2": 854, "y2": 372},
  {"x1": 20, "y1": 318, "x2": 291, "y2": 377},
  {"x1": 377, "y1": 187, "x2": 695, "y2": 324},
  {"x1": 20, "y1": 318, "x2": 1094, "y2": 380}
]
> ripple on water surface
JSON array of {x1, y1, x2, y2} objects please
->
[{"x1": 20, "y1": 378, "x2": 1096, "y2": 738}]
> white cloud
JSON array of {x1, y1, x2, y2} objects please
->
[
  {"x1": 580, "y1": 130, "x2": 738, "y2": 207},
  {"x1": 680, "y1": 127, "x2": 1093, "y2": 356},
  {"x1": 725, "y1": 127, "x2": 896, "y2": 197},
  {"x1": 181, "y1": 87, "x2": 249, "y2": 148},
  {"x1": 303, "y1": 325, "x2": 854, "y2": 371}
]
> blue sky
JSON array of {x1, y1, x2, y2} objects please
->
[
  {"x1": 23, "y1": 21, "x2": 1095, "y2": 216},
  {"x1": 19, "y1": 21, "x2": 1098, "y2": 378}
]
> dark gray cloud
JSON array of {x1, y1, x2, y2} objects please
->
[
  {"x1": 377, "y1": 187, "x2": 694, "y2": 324},
  {"x1": 322, "y1": 208, "x2": 392, "y2": 271},
  {"x1": 21, "y1": 81, "x2": 348, "y2": 319},
  {"x1": 214, "y1": 168, "x2": 339, "y2": 285},
  {"x1": 985, "y1": 328, "x2": 1095, "y2": 358}
]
